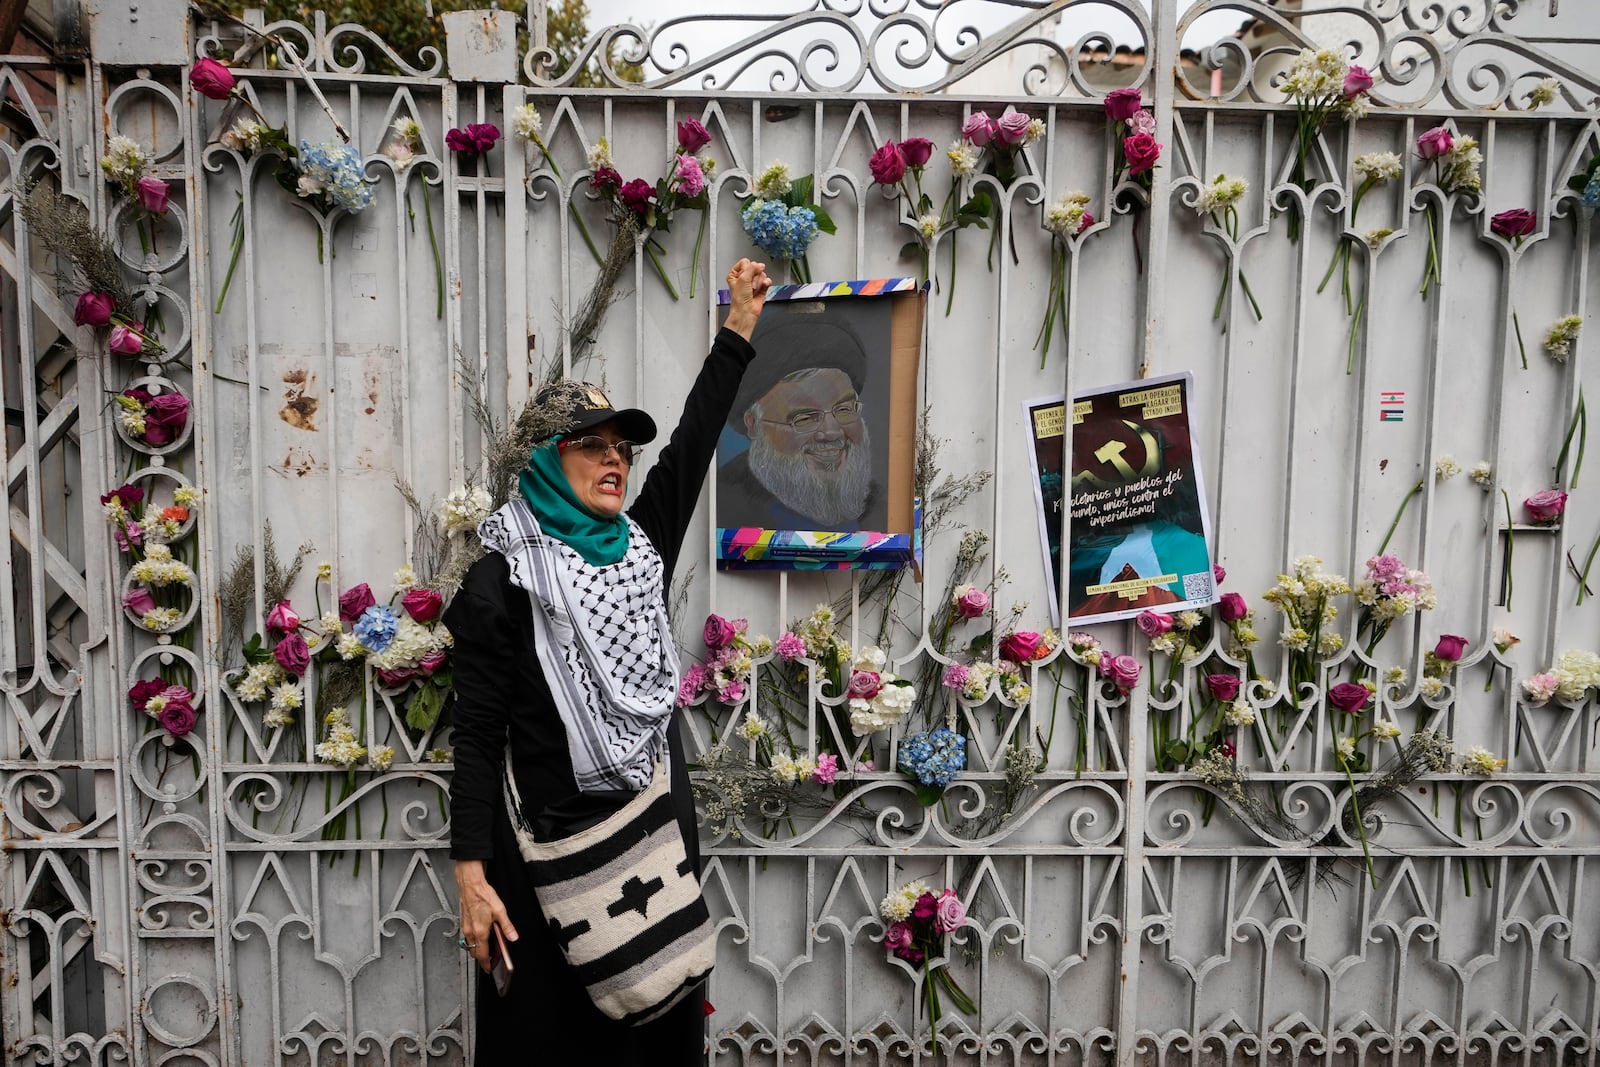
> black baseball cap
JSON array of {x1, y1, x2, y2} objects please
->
[{"x1": 534, "y1": 380, "x2": 658, "y2": 444}]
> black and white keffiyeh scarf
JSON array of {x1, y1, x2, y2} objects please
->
[{"x1": 479, "y1": 499, "x2": 680, "y2": 793}]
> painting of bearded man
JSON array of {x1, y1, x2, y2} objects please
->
[{"x1": 716, "y1": 302, "x2": 891, "y2": 534}]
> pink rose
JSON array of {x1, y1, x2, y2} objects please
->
[
  {"x1": 74, "y1": 291, "x2": 114, "y2": 328},
  {"x1": 141, "y1": 392, "x2": 189, "y2": 446},
  {"x1": 847, "y1": 670, "x2": 882, "y2": 700},
  {"x1": 703, "y1": 614, "x2": 736, "y2": 650},
  {"x1": 1490, "y1": 208, "x2": 1536, "y2": 239},
  {"x1": 418, "y1": 648, "x2": 448, "y2": 674},
  {"x1": 189, "y1": 57, "x2": 235, "y2": 99},
  {"x1": 933, "y1": 889, "x2": 966, "y2": 934},
  {"x1": 1327, "y1": 682, "x2": 1371, "y2": 712},
  {"x1": 1342, "y1": 64, "x2": 1373, "y2": 97},
  {"x1": 1212, "y1": 564, "x2": 1227, "y2": 583},
  {"x1": 619, "y1": 178, "x2": 655, "y2": 218},
  {"x1": 884, "y1": 920, "x2": 914, "y2": 951},
  {"x1": 1123, "y1": 133, "x2": 1162, "y2": 175},
  {"x1": 954, "y1": 586, "x2": 989, "y2": 619},
  {"x1": 158, "y1": 702, "x2": 198, "y2": 739},
  {"x1": 1136, "y1": 610, "x2": 1173, "y2": 637},
  {"x1": 264, "y1": 599, "x2": 300, "y2": 635},
  {"x1": 898, "y1": 136, "x2": 934, "y2": 167},
  {"x1": 1206, "y1": 674, "x2": 1241, "y2": 701},
  {"x1": 589, "y1": 166, "x2": 622, "y2": 193},
  {"x1": 960, "y1": 111, "x2": 995, "y2": 146},
  {"x1": 273, "y1": 632, "x2": 311, "y2": 678},
  {"x1": 868, "y1": 140, "x2": 906, "y2": 185},
  {"x1": 673, "y1": 153, "x2": 706, "y2": 199},
  {"x1": 123, "y1": 586, "x2": 157, "y2": 615},
  {"x1": 135, "y1": 177, "x2": 170, "y2": 215},
  {"x1": 1130, "y1": 109, "x2": 1157, "y2": 135},
  {"x1": 1103, "y1": 87, "x2": 1143, "y2": 123},
  {"x1": 813, "y1": 753, "x2": 839, "y2": 785},
  {"x1": 1433, "y1": 634, "x2": 1469, "y2": 662},
  {"x1": 338, "y1": 582, "x2": 376, "y2": 624},
  {"x1": 675, "y1": 118, "x2": 711, "y2": 154},
  {"x1": 1099, "y1": 653, "x2": 1141, "y2": 691},
  {"x1": 993, "y1": 109, "x2": 1032, "y2": 147},
  {"x1": 1217, "y1": 592, "x2": 1249, "y2": 622},
  {"x1": 377, "y1": 667, "x2": 417, "y2": 688},
  {"x1": 109, "y1": 322, "x2": 146, "y2": 356},
  {"x1": 1525, "y1": 488, "x2": 1568, "y2": 523},
  {"x1": 1417, "y1": 125, "x2": 1454, "y2": 161},
  {"x1": 402, "y1": 587, "x2": 443, "y2": 622},
  {"x1": 1000, "y1": 631, "x2": 1042, "y2": 663},
  {"x1": 128, "y1": 678, "x2": 167, "y2": 713}
]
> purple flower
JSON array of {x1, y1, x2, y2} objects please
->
[
  {"x1": 619, "y1": 178, "x2": 655, "y2": 218},
  {"x1": 898, "y1": 136, "x2": 934, "y2": 168},
  {"x1": 1099, "y1": 653, "x2": 1141, "y2": 691},
  {"x1": 954, "y1": 586, "x2": 989, "y2": 619},
  {"x1": 1342, "y1": 64, "x2": 1373, "y2": 97},
  {"x1": 128, "y1": 678, "x2": 167, "y2": 713},
  {"x1": 273, "y1": 632, "x2": 311, "y2": 678},
  {"x1": 1103, "y1": 88, "x2": 1143, "y2": 123},
  {"x1": 1217, "y1": 592, "x2": 1249, "y2": 622},
  {"x1": 960, "y1": 111, "x2": 996, "y2": 147},
  {"x1": 338, "y1": 582, "x2": 376, "y2": 624},
  {"x1": 673, "y1": 153, "x2": 706, "y2": 199},
  {"x1": 135, "y1": 177, "x2": 170, "y2": 215},
  {"x1": 941, "y1": 663, "x2": 970, "y2": 690},
  {"x1": 1433, "y1": 634, "x2": 1469, "y2": 662},
  {"x1": 445, "y1": 123, "x2": 500, "y2": 156},
  {"x1": 158, "y1": 701, "x2": 198, "y2": 739},
  {"x1": 1417, "y1": 125, "x2": 1454, "y2": 161},
  {"x1": 884, "y1": 920, "x2": 914, "y2": 952},
  {"x1": 142, "y1": 392, "x2": 189, "y2": 446},
  {"x1": 675, "y1": 118, "x2": 711, "y2": 154},
  {"x1": 124, "y1": 586, "x2": 157, "y2": 615},
  {"x1": 1206, "y1": 674, "x2": 1241, "y2": 701},
  {"x1": 993, "y1": 109, "x2": 1032, "y2": 147},
  {"x1": 589, "y1": 166, "x2": 622, "y2": 194},
  {"x1": 74, "y1": 291, "x2": 114, "y2": 328},
  {"x1": 847, "y1": 670, "x2": 882, "y2": 700},
  {"x1": 264, "y1": 600, "x2": 300, "y2": 636},
  {"x1": 1135, "y1": 610, "x2": 1173, "y2": 637},
  {"x1": 1525, "y1": 488, "x2": 1568, "y2": 523},
  {"x1": 402, "y1": 587, "x2": 443, "y2": 622},
  {"x1": 418, "y1": 649, "x2": 448, "y2": 674},
  {"x1": 1490, "y1": 208, "x2": 1536, "y2": 239},
  {"x1": 189, "y1": 57, "x2": 236, "y2": 100},
  {"x1": 934, "y1": 889, "x2": 966, "y2": 934},
  {"x1": 109, "y1": 321, "x2": 146, "y2": 356},
  {"x1": 868, "y1": 140, "x2": 906, "y2": 185},
  {"x1": 703, "y1": 614, "x2": 735, "y2": 650},
  {"x1": 1212, "y1": 563, "x2": 1227, "y2": 584},
  {"x1": 1327, "y1": 682, "x2": 1371, "y2": 712}
]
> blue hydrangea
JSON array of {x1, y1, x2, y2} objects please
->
[
  {"x1": 353, "y1": 604, "x2": 399, "y2": 653},
  {"x1": 297, "y1": 139, "x2": 375, "y2": 214},
  {"x1": 1585, "y1": 172, "x2": 1600, "y2": 210},
  {"x1": 897, "y1": 726, "x2": 967, "y2": 788},
  {"x1": 742, "y1": 199, "x2": 820, "y2": 261}
]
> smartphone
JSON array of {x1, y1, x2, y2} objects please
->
[{"x1": 489, "y1": 926, "x2": 514, "y2": 997}]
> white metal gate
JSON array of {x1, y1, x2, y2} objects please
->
[{"x1": 5, "y1": 1, "x2": 1600, "y2": 1063}]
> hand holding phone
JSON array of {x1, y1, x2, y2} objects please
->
[{"x1": 489, "y1": 925, "x2": 514, "y2": 997}]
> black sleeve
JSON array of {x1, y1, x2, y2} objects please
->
[
  {"x1": 628, "y1": 327, "x2": 757, "y2": 578},
  {"x1": 444, "y1": 563, "x2": 517, "y2": 860}
]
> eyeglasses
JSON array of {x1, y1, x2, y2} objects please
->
[
  {"x1": 761, "y1": 399, "x2": 863, "y2": 435},
  {"x1": 557, "y1": 435, "x2": 643, "y2": 465}
]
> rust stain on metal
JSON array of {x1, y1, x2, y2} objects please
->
[
  {"x1": 283, "y1": 447, "x2": 315, "y2": 477},
  {"x1": 279, "y1": 368, "x2": 320, "y2": 431},
  {"x1": 364, "y1": 367, "x2": 380, "y2": 416}
]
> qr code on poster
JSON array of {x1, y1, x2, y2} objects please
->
[{"x1": 1181, "y1": 572, "x2": 1213, "y2": 602}]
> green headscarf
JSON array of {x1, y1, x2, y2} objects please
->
[{"x1": 517, "y1": 441, "x2": 631, "y2": 566}]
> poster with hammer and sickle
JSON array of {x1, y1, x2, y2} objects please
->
[{"x1": 1023, "y1": 372, "x2": 1216, "y2": 626}]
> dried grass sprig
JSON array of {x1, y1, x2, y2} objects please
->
[
  {"x1": 693, "y1": 743, "x2": 871, "y2": 841},
  {"x1": 218, "y1": 521, "x2": 312, "y2": 651},
  {"x1": 17, "y1": 181, "x2": 136, "y2": 317},
  {"x1": 562, "y1": 209, "x2": 639, "y2": 377}
]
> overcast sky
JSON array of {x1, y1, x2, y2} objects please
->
[{"x1": 578, "y1": 0, "x2": 1248, "y2": 56}]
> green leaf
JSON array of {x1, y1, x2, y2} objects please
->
[
  {"x1": 812, "y1": 207, "x2": 837, "y2": 235},
  {"x1": 899, "y1": 240, "x2": 922, "y2": 259},
  {"x1": 1569, "y1": 175, "x2": 1590, "y2": 194},
  {"x1": 406, "y1": 680, "x2": 444, "y2": 732},
  {"x1": 1164, "y1": 739, "x2": 1193, "y2": 766},
  {"x1": 791, "y1": 174, "x2": 814, "y2": 205},
  {"x1": 242, "y1": 633, "x2": 273, "y2": 665},
  {"x1": 959, "y1": 191, "x2": 993, "y2": 216},
  {"x1": 914, "y1": 783, "x2": 944, "y2": 808}
]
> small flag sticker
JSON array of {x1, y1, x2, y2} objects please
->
[
  {"x1": 1380, "y1": 410, "x2": 1404, "y2": 422},
  {"x1": 1380, "y1": 390, "x2": 1405, "y2": 422}
]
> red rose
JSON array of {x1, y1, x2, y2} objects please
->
[
  {"x1": 590, "y1": 166, "x2": 622, "y2": 193},
  {"x1": 703, "y1": 614, "x2": 735, "y2": 650},
  {"x1": 1103, "y1": 87, "x2": 1143, "y2": 123},
  {"x1": 1123, "y1": 132, "x2": 1163, "y2": 175},
  {"x1": 142, "y1": 392, "x2": 189, "y2": 446},
  {"x1": 898, "y1": 136, "x2": 934, "y2": 168},
  {"x1": 158, "y1": 702, "x2": 198, "y2": 739},
  {"x1": 189, "y1": 57, "x2": 236, "y2": 100},
  {"x1": 1205, "y1": 674, "x2": 1241, "y2": 701},
  {"x1": 402, "y1": 587, "x2": 443, "y2": 622},
  {"x1": 676, "y1": 118, "x2": 711, "y2": 154},
  {"x1": 1327, "y1": 682, "x2": 1371, "y2": 712},
  {"x1": 1490, "y1": 208, "x2": 1536, "y2": 239},
  {"x1": 264, "y1": 600, "x2": 300, "y2": 635},
  {"x1": 74, "y1": 291, "x2": 114, "y2": 328},
  {"x1": 339, "y1": 583, "x2": 376, "y2": 624},
  {"x1": 418, "y1": 649, "x2": 448, "y2": 673},
  {"x1": 868, "y1": 140, "x2": 906, "y2": 185},
  {"x1": 128, "y1": 678, "x2": 167, "y2": 713},
  {"x1": 1217, "y1": 592, "x2": 1249, "y2": 622},
  {"x1": 273, "y1": 632, "x2": 311, "y2": 678},
  {"x1": 619, "y1": 178, "x2": 655, "y2": 218},
  {"x1": 1433, "y1": 634, "x2": 1469, "y2": 662}
]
